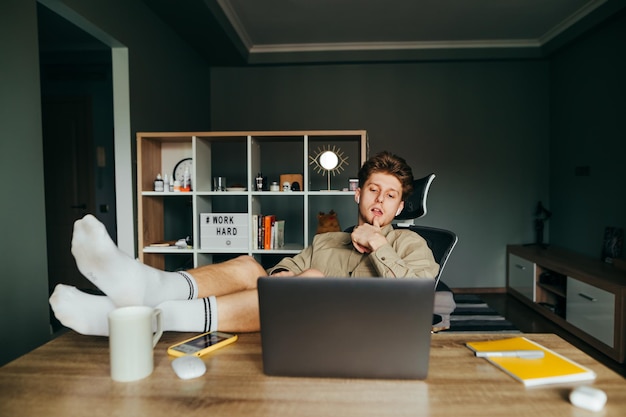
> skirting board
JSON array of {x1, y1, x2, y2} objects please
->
[{"x1": 451, "y1": 287, "x2": 507, "y2": 294}]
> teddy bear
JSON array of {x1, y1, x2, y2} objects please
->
[{"x1": 316, "y1": 210, "x2": 341, "y2": 234}]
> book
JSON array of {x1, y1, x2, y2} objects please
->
[
  {"x1": 264, "y1": 215, "x2": 276, "y2": 250},
  {"x1": 274, "y1": 220, "x2": 285, "y2": 248},
  {"x1": 149, "y1": 241, "x2": 175, "y2": 247},
  {"x1": 258, "y1": 215, "x2": 264, "y2": 249},
  {"x1": 466, "y1": 336, "x2": 596, "y2": 387},
  {"x1": 252, "y1": 215, "x2": 259, "y2": 250},
  {"x1": 252, "y1": 214, "x2": 284, "y2": 250}
]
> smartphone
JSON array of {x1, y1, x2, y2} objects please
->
[{"x1": 167, "y1": 331, "x2": 238, "y2": 357}]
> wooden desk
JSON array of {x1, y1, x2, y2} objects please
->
[{"x1": 1, "y1": 332, "x2": 625, "y2": 416}]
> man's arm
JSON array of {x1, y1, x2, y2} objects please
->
[
  {"x1": 368, "y1": 230, "x2": 440, "y2": 279},
  {"x1": 266, "y1": 244, "x2": 314, "y2": 275},
  {"x1": 270, "y1": 269, "x2": 324, "y2": 278}
]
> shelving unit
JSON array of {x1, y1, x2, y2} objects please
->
[
  {"x1": 507, "y1": 244, "x2": 626, "y2": 363},
  {"x1": 137, "y1": 131, "x2": 368, "y2": 271}
]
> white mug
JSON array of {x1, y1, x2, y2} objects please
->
[{"x1": 108, "y1": 306, "x2": 163, "y2": 382}]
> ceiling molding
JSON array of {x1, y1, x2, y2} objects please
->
[
  {"x1": 249, "y1": 39, "x2": 543, "y2": 54},
  {"x1": 538, "y1": 0, "x2": 607, "y2": 45},
  {"x1": 216, "y1": 0, "x2": 253, "y2": 52}
]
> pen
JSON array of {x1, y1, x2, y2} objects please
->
[{"x1": 475, "y1": 350, "x2": 545, "y2": 359}]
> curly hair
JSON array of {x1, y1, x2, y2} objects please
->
[{"x1": 357, "y1": 151, "x2": 414, "y2": 200}]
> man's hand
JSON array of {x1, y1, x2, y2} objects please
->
[
  {"x1": 271, "y1": 268, "x2": 324, "y2": 278},
  {"x1": 351, "y1": 217, "x2": 387, "y2": 253}
]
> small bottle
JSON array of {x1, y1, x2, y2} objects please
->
[
  {"x1": 182, "y1": 166, "x2": 191, "y2": 192},
  {"x1": 163, "y1": 174, "x2": 170, "y2": 192},
  {"x1": 173, "y1": 180, "x2": 181, "y2": 192},
  {"x1": 154, "y1": 173, "x2": 164, "y2": 192}
]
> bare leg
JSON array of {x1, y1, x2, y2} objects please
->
[
  {"x1": 215, "y1": 289, "x2": 260, "y2": 332},
  {"x1": 188, "y1": 255, "x2": 266, "y2": 298}
]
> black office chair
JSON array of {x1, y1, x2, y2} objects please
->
[
  {"x1": 393, "y1": 173, "x2": 458, "y2": 287},
  {"x1": 393, "y1": 173, "x2": 458, "y2": 331}
]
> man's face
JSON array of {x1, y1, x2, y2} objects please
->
[{"x1": 354, "y1": 172, "x2": 404, "y2": 227}]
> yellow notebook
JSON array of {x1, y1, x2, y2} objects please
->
[{"x1": 466, "y1": 337, "x2": 596, "y2": 387}]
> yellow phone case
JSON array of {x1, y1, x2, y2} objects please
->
[{"x1": 167, "y1": 331, "x2": 238, "y2": 357}]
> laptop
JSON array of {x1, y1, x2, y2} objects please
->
[{"x1": 257, "y1": 277, "x2": 435, "y2": 379}]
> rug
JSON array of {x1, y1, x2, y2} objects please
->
[{"x1": 445, "y1": 294, "x2": 519, "y2": 332}]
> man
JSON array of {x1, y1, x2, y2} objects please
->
[{"x1": 50, "y1": 151, "x2": 439, "y2": 336}]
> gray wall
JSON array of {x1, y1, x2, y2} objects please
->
[
  {"x1": 0, "y1": 0, "x2": 51, "y2": 366},
  {"x1": 0, "y1": 0, "x2": 211, "y2": 366},
  {"x1": 549, "y1": 11, "x2": 626, "y2": 258},
  {"x1": 210, "y1": 61, "x2": 551, "y2": 289}
]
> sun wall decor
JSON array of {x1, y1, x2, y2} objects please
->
[{"x1": 309, "y1": 145, "x2": 349, "y2": 191}]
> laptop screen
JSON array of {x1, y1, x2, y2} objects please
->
[{"x1": 258, "y1": 276, "x2": 435, "y2": 379}]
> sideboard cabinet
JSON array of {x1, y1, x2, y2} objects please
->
[{"x1": 507, "y1": 244, "x2": 626, "y2": 363}]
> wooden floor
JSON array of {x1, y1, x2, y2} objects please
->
[{"x1": 478, "y1": 292, "x2": 626, "y2": 378}]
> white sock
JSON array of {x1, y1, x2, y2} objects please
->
[
  {"x1": 71, "y1": 214, "x2": 198, "y2": 307},
  {"x1": 157, "y1": 297, "x2": 218, "y2": 333},
  {"x1": 50, "y1": 284, "x2": 218, "y2": 336},
  {"x1": 49, "y1": 284, "x2": 115, "y2": 336}
]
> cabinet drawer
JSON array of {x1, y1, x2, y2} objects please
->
[
  {"x1": 508, "y1": 254, "x2": 535, "y2": 301},
  {"x1": 566, "y1": 277, "x2": 615, "y2": 347}
]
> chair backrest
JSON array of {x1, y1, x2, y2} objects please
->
[
  {"x1": 393, "y1": 173, "x2": 457, "y2": 285},
  {"x1": 393, "y1": 224, "x2": 458, "y2": 286},
  {"x1": 395, "y1": 173, "x2": 435, "y2": 221}
]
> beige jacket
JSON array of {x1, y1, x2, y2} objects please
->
[{"x1": 267, "y1": 224, "x2": 439, "y2": 279}]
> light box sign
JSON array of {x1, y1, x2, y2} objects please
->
[{"x1": 200, "y1": 213, "x2": 249, "y2": 251}]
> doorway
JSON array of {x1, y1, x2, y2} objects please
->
[{"x1": 37, "y1": 4, "x2": 117, "y2": 329}]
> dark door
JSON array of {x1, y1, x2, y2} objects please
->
[{"x1": 42, "y1": 95, "x2": 98, "y2": 294}]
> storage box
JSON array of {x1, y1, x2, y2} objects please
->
[
  {"x1": 200, "y1": 213, "x2": 249, "y2": 251},
  {"x1": 279, "y1": 174, "x2": 303, "y2": 191}
]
